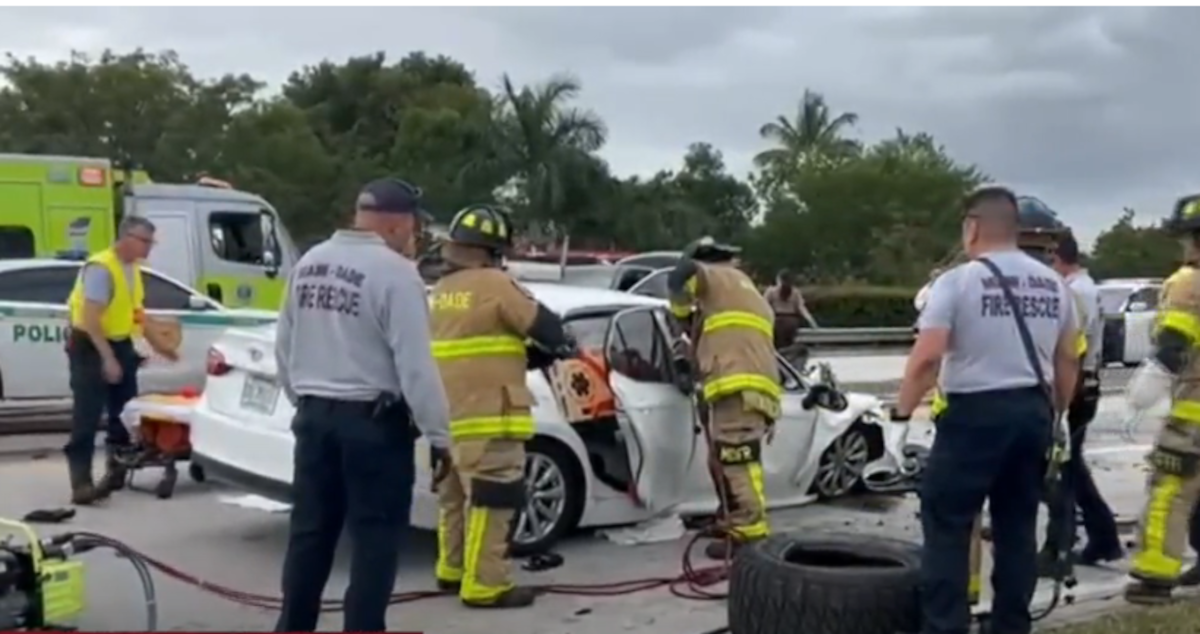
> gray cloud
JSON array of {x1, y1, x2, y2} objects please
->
[{"x1": 2, "y1": 6, "x2": 1198, "y2": 244}]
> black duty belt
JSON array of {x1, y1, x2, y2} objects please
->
[{"x1": 298, "y1": 394, "x2": 410, "y2": 422}]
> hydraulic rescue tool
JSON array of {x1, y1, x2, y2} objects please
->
[{"x1": 0, "y1": 518, "x2": 156, "y2": 631}]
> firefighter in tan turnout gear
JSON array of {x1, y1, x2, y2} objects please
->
[
  {"x1": 429, "y1": 204, "x2": 578, "y2": 609},
  {"x1": 667, "y1": 236, "x2": 781, "y2": 560},
  {"x1": 1124, "y1": 193, "x2": 1200, "y2": 604}
]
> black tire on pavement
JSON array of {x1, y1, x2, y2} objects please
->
[{"x1": 728, "y1": 533, "x2": 922, "y2": 634}]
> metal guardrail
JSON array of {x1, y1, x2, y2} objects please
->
[{"x1": 795, "y1": 327, "x2": 914, "y2": 347}]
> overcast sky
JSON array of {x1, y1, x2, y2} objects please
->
[{"x1": 4, "y1": 6, "x2": 1197, "y2": 246}]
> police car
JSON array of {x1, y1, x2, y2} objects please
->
[
  {"x1": 1098, "y1": 277, "x2": 1162, "y2": 366},
  {"x1": 0, "y1": 259, "x2": 275, "y2": 423},
  {"x1": 190, "y1": 283, "x2": 919, "y2": 553}
]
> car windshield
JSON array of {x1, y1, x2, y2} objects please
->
[{"x1": 1098, "y1": 287, "x2": 1132, "y2": 315}]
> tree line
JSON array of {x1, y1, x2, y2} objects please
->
[{"x1": 0, "y1": 49, "x2": 1174, "y2": 287}]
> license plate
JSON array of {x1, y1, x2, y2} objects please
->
[{"x1": 240, "y1": 375, "x2": 279, "y2": 415}]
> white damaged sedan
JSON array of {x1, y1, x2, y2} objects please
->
[{"x1": 190, "y1": 283, "x2": 919, "y2": 553}]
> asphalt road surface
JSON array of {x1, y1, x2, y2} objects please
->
[{"x1": 0, "y1": 396, "x2": 1164, "y2": 632}]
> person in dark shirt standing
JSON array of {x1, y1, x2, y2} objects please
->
[{"x1": 763, "y1": 268, "x2": 818, "y2": 349}]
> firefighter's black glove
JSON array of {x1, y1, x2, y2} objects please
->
[
  {"x1": 430, "y1": 446, "x2": 451, "y2": 492},
  {"x1": 672, "y1": 353, "x2": 694, "y2": 389},
  {"x1": 553, "y1": 334, "x2": 580, "y2": 360},
  {"x1": 526, "y1": 345, "x2": 557, "y2": 370}
]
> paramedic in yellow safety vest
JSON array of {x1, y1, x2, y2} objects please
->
[
  {"x1": 429, "y1": 204, "x2": 578, "y2": 609},
  {"x1": 63, "y1": 216, "x2": 178, "y2": 506},
  {"x1": 667, "y1": 236, "x2": 781, "y2": 561},
  {"x1": 1124, "y1": 193, "x2": 1200, "y2": 604}
]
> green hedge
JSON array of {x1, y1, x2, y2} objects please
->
[{"x1": 801, "y1": 286, "x2": 919, "y2": 328}]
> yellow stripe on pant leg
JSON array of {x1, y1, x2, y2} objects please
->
[
  {"x1": 1132, "y1": 474, "x2": 1185, "y2": 579},
  {"x1": 461, "y1": 507, "x2": 488, "y2": 600},
  {"x1": 730, "y1": 462, "x2": 770, "y2": 540},
  {"x1": 460, "y1": 507, "x2": 512, "y2": 603},
  {"x1": 967, "y1": 574, "x2": 981, "y2": 604},
  {"x1": 436, "y1": 509, "x2": 463, "y2": 582},
  {"x1": 968, "y1": 515, "x2": 982, "y2": 605}
]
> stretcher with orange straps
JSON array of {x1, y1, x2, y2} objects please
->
[{"x1": 118, "y1": 388, "x2": 207, "y2": 499}]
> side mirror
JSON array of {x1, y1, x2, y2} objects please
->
[
  {"x1": 1127, "y1": 301, "x2": 1149, "y2": 313},
  {"x1": 187, "y1": 295, "x2": 211, "y2": 310}
]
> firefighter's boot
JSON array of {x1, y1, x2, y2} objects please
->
[
  {"x1": 462, "y1": 586, "x2": 538, "y2": 609},
  {"x1": 68, "y1": 461, "x2": 107, "y2": 506},
  {"x1": 1124, "y1": 578, "x2": 1175, "y2": 605}
]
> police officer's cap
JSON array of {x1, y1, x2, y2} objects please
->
[
  {"x1": 447, "y1": 204, "x2": 514, "y2": 252},
  {"x1": 356, "y1": 178, "x2": 433, "y2": 223},
  {"x1": 1168, "y1": 194, "x2": 1200, "y2": 235},
  {"x1": 684, "y1": 236, "x2": 741, "y2": 262}
]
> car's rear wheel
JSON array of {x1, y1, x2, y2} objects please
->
[
  {"x1": 510, "y1": 437, "x2": 585, "y2": 556},
  {"x1": 812, "y1": 425, "x2": 872, "y2": 499}
]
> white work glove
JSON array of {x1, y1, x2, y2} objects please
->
[{"x1": 1126, "y1": 359, "x2": 1173, "y2": 413}]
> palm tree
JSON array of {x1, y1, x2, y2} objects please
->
[
  {"x1": 752, "y1": 89, "x2": 861, "y2": 175},
  {"x1": 465, "y1": 73, "x2": 607, "y2": 231}
]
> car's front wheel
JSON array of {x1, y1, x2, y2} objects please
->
[
  {"x1": 510, "y1": 438, "x2": 585, "y2": 556},
  {"x1": 811, "y1": 425, "x2": 873, "y2": 499}
]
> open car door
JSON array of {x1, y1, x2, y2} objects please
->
[{"x1": 604, "y1": 306, "x2": 696, "y2": 513}]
